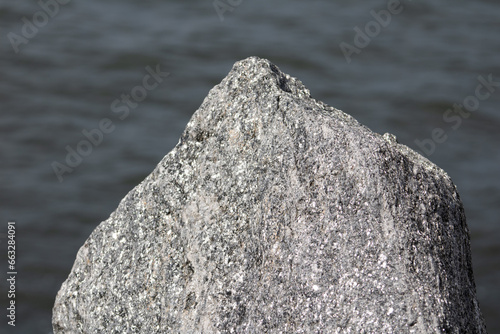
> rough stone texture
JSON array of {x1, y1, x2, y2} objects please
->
[{"x1": 53, "y1": 57, "x2": 487, "y2": 333}]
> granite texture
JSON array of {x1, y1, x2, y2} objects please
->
[{"x1": 53, "y1": 57, "x2": 487, "y2": 333}]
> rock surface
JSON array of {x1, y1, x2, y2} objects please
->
[{"x1": 53, "y1": 57, "x2": 487, "y2": 333}]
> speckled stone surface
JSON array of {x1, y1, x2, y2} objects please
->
[{"x1": 53, "y1": 57, "x2": 486, "y2": 333}]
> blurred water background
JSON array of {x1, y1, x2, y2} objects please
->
[{"x1": 1, "y1": 0, "x2": 499, "y2": 332}]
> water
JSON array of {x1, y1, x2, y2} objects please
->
[{"x1": 1, "y1": 0, "x2": 499, "y2": 332}]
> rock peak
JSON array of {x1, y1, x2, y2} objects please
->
[{"x1": 228, "y1": 56, "x2": 310, "y2": 96}]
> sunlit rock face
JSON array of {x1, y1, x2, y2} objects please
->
[{"x1": 53, "y1": 57, "x2": 487, "y2": 334}]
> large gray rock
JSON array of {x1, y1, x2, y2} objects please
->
[{"x1": 53, "y1": 57, "x2": 486, "y2": 333}]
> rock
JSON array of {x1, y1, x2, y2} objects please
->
[{"x1": 53, "y1": 57, "x2": 487, "y2": 333}]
